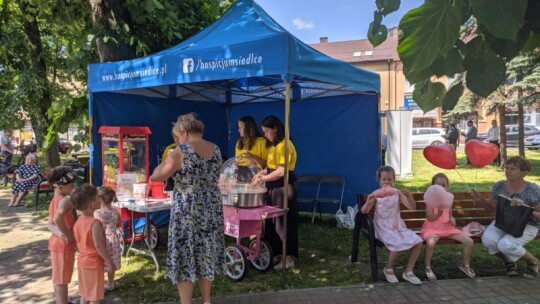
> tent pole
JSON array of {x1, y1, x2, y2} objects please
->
[
  {"x1": 88, "y1": 93, "x2": 93, "y2": 185},
  {"x1": 281, "y1": 82, "x2": 291, "y2": 285}
]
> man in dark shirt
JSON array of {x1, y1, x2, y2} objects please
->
[{"x1": 445, "y1": 123, "x2": 460, "y2": 150}]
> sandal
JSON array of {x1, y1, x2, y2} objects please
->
[
  {"x1": 504, "y1": 261, "x2": 518, "y2": 277},
  {"x1": 523, "y1": 260, "x2": 539, "y2": 280},
  {"x1": 424, "y1": 266, "x2": 437, "y2": 281},
  {"x1": 383, "y1": 267, "x2": 399, "y2": 284},
  {"x1": 104, "y1": 282, "x2": 115, "y2": 291},
  {"x1": 402, "y1": 271, "x2": 422, "y2": 285},
  {"x1": 458, "y1": 264, "x2": 476, "y2": 279}
]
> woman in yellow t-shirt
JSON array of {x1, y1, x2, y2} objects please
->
[
  {"x1": 235, "y1": 116, "x2": 268, "y2": 168},
  {"x1": 253, "y1": 115, "x2": 298, "y2": 270}
]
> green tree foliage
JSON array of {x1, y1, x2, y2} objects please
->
[
  {"x1": 0, "y1": 0, "x2": 93, "y2": 166},
  {"x1": 0, "y1": 0, "x2": 229, "y2": 166},
  {"x1": 369, "y1": 0, "x2": 540, "y2": 113}
]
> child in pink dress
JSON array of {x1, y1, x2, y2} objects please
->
[
  {"x1": 421, "y1": 173, "x2": 475, "y2": 280},
  {"x1": 361, "y1": 166, "x2": 423, "y2": 285},
  {"x1": 94, "y1": 187, "x2": 122, "y2": 291}
]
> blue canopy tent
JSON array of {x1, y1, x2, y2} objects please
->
[{"x1": 88, "y1": 0, "x2": 381, "y2": 213}]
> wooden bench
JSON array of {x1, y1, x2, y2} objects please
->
[
  {"x1": 34, "y1": 177, "x2": 54, "y2": 211},
  {"x1": 351, "y1": 191, "x2": 497, "y2": 282}
]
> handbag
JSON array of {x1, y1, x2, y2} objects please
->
[{"x1": 495, "y1": 194, "x2": 533, "y2": 238}]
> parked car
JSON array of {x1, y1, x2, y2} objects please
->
[
  {"x1": 525, "y1": 135, "x2": 540, "y2": 150},
  {"x1": 58, "y1": 139, "x2": 72, "y2": 154},
  {"x1": 479, "y1": 125, "x2": 540, "y2": 146},
  {"x1": 412, "y1": 128, "x2": 446, "y2": 148}
]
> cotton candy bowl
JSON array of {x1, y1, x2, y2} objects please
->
[{"x1": 423, "y1": 184, "x2": 454, "y2": 209}]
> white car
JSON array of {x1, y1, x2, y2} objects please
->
[
  {"x1": 412, "y1": 128, "x2": 446, "y2": 149},
  {"x1": 525, "y1": 134, "x2": 540, "y2": 150}
]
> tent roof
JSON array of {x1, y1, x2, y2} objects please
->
[{"x1": 88, "y1": 0, "x2": 380, "y2": 103}]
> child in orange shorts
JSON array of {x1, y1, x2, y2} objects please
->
[
  {"x1": 47, "y1": 166, "x2": 78, "y2": 304},
  {"x1": 72, "y1": 184, "x2": 116, "y2": 304}
]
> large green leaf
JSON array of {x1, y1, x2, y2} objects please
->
[
  {"x1": 398, "y1": 1, "x2": 461, "y2": 73},
  {"x1": 412, "y1": 80, "x2": 447, "y2": 113},
  {"x1": 442, "y1": 82, "x2": 464, "y2": 112},
  {"x1": 469, "y1": 0, "x2": 527, "y2": 41},
  {"x1": 484, "y1": 25, "x2": 530, "y2": 59},
  {"x1": 521, "y1": 33, "x2": 540, "y2": 53},
  {"x1": 378, "y1": 0, "x2": 401, "y2": 16},
  {"x1": 463, "y1": 38, "x2": 507, "y2": 97},
  {"x1": 368, "y1": 22, "x2": 388, "y2": 47},
  {"x1": 432, "y1": 47, "x2": 465, "y2": 77},
  {"x1": 526, "y1": 0, "x2": 540, "y2": 33}
]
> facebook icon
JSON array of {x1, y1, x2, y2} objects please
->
[{"x1": 182, "y1": 58, "x2": 194, "y2": 73}]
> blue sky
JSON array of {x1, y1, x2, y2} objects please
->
[{"x1": 256, "y1": 0, "x2": 424, "y2": 43}]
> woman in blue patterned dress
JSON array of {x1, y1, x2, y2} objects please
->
[
  {"x1": 8, "y1": 153, "x2": 41, "y2": 207},
  {"x1": 151, "y1": 113, "x2": 225, "y2": 304}
]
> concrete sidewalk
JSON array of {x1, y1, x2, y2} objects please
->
[{"x1": 209, "y1": 276, "x2": 540, "y2": 304}]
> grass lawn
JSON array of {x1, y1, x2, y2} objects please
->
[{"x1": 12, "y1": 149, "x2": 540, "y2": 303}]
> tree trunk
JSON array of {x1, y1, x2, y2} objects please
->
[
  {"x1": 498, "y1": 105, "x2": 507, "y2": 169},
  {"x1": 89, "y1": 0, "x2": 137, "y2": 62},
  {"x1": 18, "y1": 0, "x2": 61, "y2": 168},
  {"x1": 517, "y1": 90, "x2": 525, "y2": 157}
]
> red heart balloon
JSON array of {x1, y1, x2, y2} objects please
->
[
  {"x1": 465, "y1": 139, "x2": 499, "y2": 168},
  {"x1": 423, "y1": 144, "x2": 457, "y2": 170}
]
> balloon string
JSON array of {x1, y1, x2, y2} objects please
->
[
  {"x1": 475, "y1": 168, "x2": 478, "y2": 191},
  {"x1": 454, "y1": 169, "x2": 472, "y2": 192}
]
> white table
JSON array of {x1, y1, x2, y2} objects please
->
[{"x1": 114, "y1": 199, "x2": 172, "y2": 275}]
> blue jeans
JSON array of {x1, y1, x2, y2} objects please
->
[{"x1": 1, "y1": 151, "x2": 13, "y2": 166}]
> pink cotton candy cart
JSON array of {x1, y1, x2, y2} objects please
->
[{"x1": 223, "y1": 205, "x2": 284, "y2": 281}]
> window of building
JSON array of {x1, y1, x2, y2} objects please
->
[
  {"x1": 353, "y1": 51, "x2": 362, "y2": 57},
  {"x1": 365, "y1": 50, "x2": 373, "y2": 56}
]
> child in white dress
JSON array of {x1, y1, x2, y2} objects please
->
[{"x1": 361, "y1": 166, "x2": 423, "y2": 285}]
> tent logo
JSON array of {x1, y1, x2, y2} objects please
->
[{"x1": 182, "y1": 58, "x2": 194, "y2": 73}]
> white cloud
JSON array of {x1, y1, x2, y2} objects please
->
[{"x1": 292, "y1": 18, "x2": 314, "y2": 30}]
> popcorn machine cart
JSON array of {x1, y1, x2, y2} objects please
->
[{"x1": 98, "y1": 126, "x2": 151, "y2": 188}]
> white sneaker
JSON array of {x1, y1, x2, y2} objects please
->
[
  {"x1": 383, "y1": 268, "x2": 399, "y2": 283},
  {"x1": 402, "y1": 271, "x2": 422, "y2": 285}
]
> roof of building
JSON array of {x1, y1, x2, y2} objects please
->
[{"x1": 309, "y1": 30, "x2": 400, "y2": 63}]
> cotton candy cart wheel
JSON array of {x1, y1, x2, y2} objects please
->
[
  {"x1": 249, "y1": 239, "x2": 273, "y2": 271},
  {"x1": 144, "y1": 222, "x2": 159, "y2": 250},
  {"x1": 225, "y1": 244, "x2": 247, "y2": 281}
]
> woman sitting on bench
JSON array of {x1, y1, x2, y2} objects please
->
[
  {"x1": 472, "y1": 156, "x2": 540, "y2": 279},
  {"x1": 8, "y1": 153, "x2": 41, "y2": 207}
]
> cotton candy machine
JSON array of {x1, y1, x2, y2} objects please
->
[{"x1": 218, "y1": 155, "x2": 266, "y2": 208}]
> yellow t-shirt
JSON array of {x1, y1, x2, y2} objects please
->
[
  {"x1": 161, "y1": 143, "x2": 176, "y2": 162},
  {"x1": 266, "y1": 139, "x2": 297, "y2": 171},
  {"x1": 235, "y1": 137, "x2": 268, "y2": 161}
]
